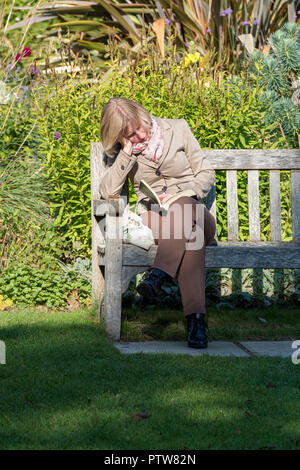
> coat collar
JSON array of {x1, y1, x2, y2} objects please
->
[{"x1": 137, "y1": 116, "x2": 173, "y2": 169}]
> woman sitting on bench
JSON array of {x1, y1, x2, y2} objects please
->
[{"x1": 99, "y1": 97, "x2": 216, "y2": 349}]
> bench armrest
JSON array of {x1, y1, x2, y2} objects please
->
[{"x1": 92, "y1": 197, "x2": 126, "y2": 217}]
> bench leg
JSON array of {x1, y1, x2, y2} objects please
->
[
  {"x1": 103, "y1": 216, "x2": 123, "y2": 341},
  {"x1": 103, "y1": 266, "x2": 122, "y2": 341}
]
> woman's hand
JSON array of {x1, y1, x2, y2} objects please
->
[
  {"x1": 158, "y1": 193, "x2": 172, "y2": 204},
  {"x1": 122, "y1": 137, "x2": 133, "y2": 156}
]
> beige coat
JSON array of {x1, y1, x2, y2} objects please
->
[{"x1": 99, "y1": 116, "x2": 215, "y2": 214}]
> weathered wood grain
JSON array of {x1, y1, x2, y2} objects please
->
[
  {"x1": 93, "y1": 198, "x2": 127, "y2": 216},
  {"x1": 291, "y1": 170, "x2": 300, "y2": 242},
  {"x1": 203, "y1": 149, "x2": 300, "y2": 170},
  {"x1": 226, "y1": 171, "x2": 239, "y2": 240},
  {"x1": 248, "y1": 170, "x2": 260, "y2": 241},
  {"x1": 116, "y1": 242, "x2": 300, "y2": 269},
  {"x1": 90, "y1": 142, "x2": 106, "y2": 305},
  {"x1": 103, "y1": 215, "x2": 123, "y2": 340},
  {"x1": 205, "y1": 184, "x2": 217, "y2": 222},
  {"x1": 269, "y1": 170, "x2": 282, "y2": 242}
]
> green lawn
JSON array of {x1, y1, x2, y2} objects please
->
[
  {"x1": 0, "y1": 306, "x2": 299, "y2": 450},
  {"x1": 121, "y1": 304, "x2": 300, "y2": 342}
]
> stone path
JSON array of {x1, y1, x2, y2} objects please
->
[{"x1": 114, "y1": 341, "x2": 295, "y2": 358}]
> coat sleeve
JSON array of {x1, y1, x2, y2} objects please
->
[
  {"x1": 99, "y1": 149, "x2": 138, "y2": 199},
  {"x1": 177, "y1": 119, "x2": 215, "y2": 199}
]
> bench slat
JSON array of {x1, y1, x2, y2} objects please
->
[
  {"x1": 226, "y1": 170, "x2": 239, "y2": 240},
  {"x1": 248, "y1": 170, "x2": 260, "y2": 241},
  {"x1": 291, "y1": 170, "x2": 300, "y2": 242},
  {"x1": 205, "y1": 184, "x2": 217, "y2": 223},
  {"x1": 269, "y1": 170, "x2": 282, "y2": 241},
  {"x1": 204, "y1": 149, "x2": 300, "y2": 169},
  {"x1": 205, "y1": 244, "x2": 300, "y2": 269},
  {"x1": 98, "y1": 242, "x2": 300, "y2": 269}
]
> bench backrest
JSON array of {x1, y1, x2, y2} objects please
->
[{"x1": 91, "y1": 144, "x2": 300, "y2": 243}]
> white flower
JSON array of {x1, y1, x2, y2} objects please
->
[{"x1": 0, "y1": 80, "x2": 10, "y2": 104}]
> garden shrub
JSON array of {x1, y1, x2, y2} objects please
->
[{"x1": 0, "y1": 263, "x2": 91, "y2": 309}]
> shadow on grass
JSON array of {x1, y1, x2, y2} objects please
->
[
  {"x1": 0, "y1": 308, "x2": 299, "y2": 450},
  {"x1": 121, "y1": 304, "x2": 300, "y2": 342}
]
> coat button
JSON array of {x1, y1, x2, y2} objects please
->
[
  {"x1": 121, "y1": 165, "x2": 125, "y2": 170},
  {"x1": 155, "y1": 169, "x2": 161, "y2": 176}
]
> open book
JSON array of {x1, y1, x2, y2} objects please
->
[{"x1": 139, "y1": 179, "x2": 197, "y2": 211}]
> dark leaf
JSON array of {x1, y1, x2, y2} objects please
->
[{"x1": 132, "y1": 412, "x2": 150, "y2": 421}]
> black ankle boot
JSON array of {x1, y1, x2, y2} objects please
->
[
  {"x1": 187, "y1": 313, "x2": 208, "y2": 349},
  {"x1": 136, "y1": 268, "x2": 167, "y2": 300}
]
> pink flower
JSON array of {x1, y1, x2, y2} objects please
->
[
  {"x1": 22, "y1": 47, "x2": 31, "y2": 57},
  {"x1": 15, "y1": 47, "x2": 32, "y2": 63}
]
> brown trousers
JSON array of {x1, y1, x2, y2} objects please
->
[{"x1": 141, "y1": 196, "x2": 216, "y2": 316}]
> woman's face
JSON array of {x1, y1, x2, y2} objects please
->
[{"x1": 125, "y1": 121, "x2": 151, "y2": 144}]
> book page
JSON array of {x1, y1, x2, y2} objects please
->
[
  {"x1": 139, "y1": 179, "x2": 161, "y2": 205},
  {"x1": 162, "y1": 189, "x2": 197, "y2": 210}
]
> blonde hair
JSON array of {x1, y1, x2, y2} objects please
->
[{"x1": 100, "y1": 97, "x2": 152, "y2": 157}]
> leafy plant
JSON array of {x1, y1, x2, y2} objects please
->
[
  {"x1": 247, "y1": 22, "x2": 300, "y2": 148},
  {"x1": 0, "y1": 263, "x2": 91, "y2": 308},
  {"x1": 6, "y1": 0, "x2": 300, "y2": 72}
]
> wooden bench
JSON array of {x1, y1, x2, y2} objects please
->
[{"x1": 90, "y1": 144, "x2": 300, "y2": 340}]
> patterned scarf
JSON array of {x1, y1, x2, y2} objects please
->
[{"x1": 131, "y1": 115, "x2": 164, "y2": 162}]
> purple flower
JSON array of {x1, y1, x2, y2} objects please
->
[
  {"x1": 165, "y1": 18, "x2": 170, "y2": 25},
  {"x1": 30, "y1": 66, "x2": 40, "y2": 77},
  {"x1": 253, "y1": 19, "x2": 260, "y2": 25},
  {"x1": 297, "y1": 10, "x2": 300, "y2": 14},
  {"x1": 54, "y1": 131, "x2": 61, "y2": 140},
  {"x1": 241, "y1": 21, "x2": 249, "y2": 26},
  {"x1": 294, "y1": 15, "x2": 297, "y2": 19},
  {"x1": 221, "y1": 8, "x2": 233, "y2": 16},
  {"x1": 163, "y1": 64, "x2": 167, "y2": 68},
  {"x1": 206, "y1": 28, "x2": 211, "y2": 33},
  {"x1": 241, "y1": 42, "x2": 245, "y2": 47}
]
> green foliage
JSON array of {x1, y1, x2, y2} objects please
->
[
  {"x1": 0, "y1": 130, "x2": 73, "y2": 270},
  {"x1": 247, "y1": 22, "x2": 300, "y2": 147},
  {"x1": 6, "y1": 0, "x2": 296, "y2": 74},
  {"x1": 0, "y1": 263, "x2": 91, "y2": 308},
  {"x1": 30, "y1": 79, "x2": 101, "y2": 256}
]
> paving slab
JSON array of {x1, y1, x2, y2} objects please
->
[
  {"x1": 240, "y1": 341, "x2": 294, "y2": 358},
  {"x1": 114, "y1": 341, "x2": 249, "y2": 357}
]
